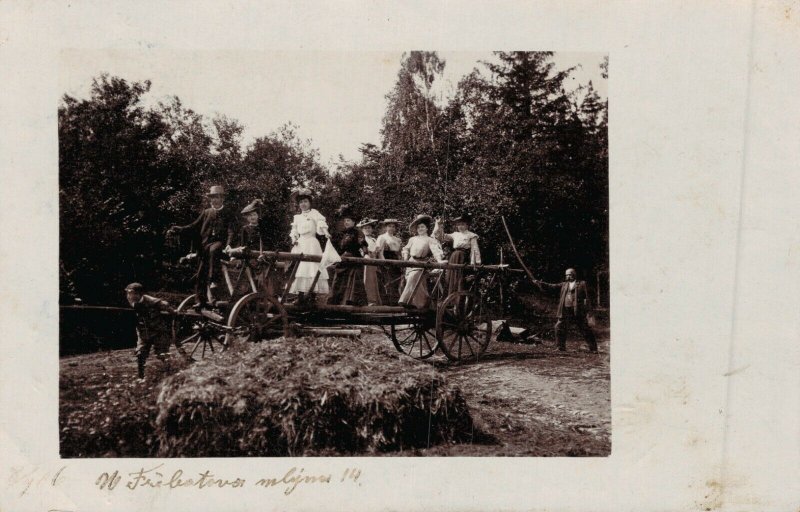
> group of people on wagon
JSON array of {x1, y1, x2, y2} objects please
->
[
  {"x1": 169, "y1": 185, "x2": 483, "y2": 311},
  {"x1": 287, "y1": 187, "x2": 482, "y2": 309}
]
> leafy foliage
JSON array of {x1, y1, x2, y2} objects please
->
[{"x1": 59, "y1": 52, "x2": 607, "y2": 303}]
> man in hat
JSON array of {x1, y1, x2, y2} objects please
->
[
  {"x1": 169, "y1": 185, "x2": 237, "y2": 309},
  {"x1": 534, "y1": 268, "x2": 598, "y2": 353},
  {"x1": 125, "y1": 282, "x2": 183, "y2": 380}
]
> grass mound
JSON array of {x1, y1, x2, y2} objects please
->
[{"x1": 155, "y1": 336, "x2": 479, "y2": 456}]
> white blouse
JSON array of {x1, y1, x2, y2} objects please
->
[
  {"x1": 433, "y1": 227, "x2": 481, "y2": 264},
  {"x1": 376, "y1": 233, "x2": 402, "y2": 256},
  {"x1": 402, "y1": 235, "x2": 444, "y2": 262},
  {"x1": 363, "y1": 235, "x2": 378, "y2": 257},
  {"x1": 290, "y1": 209, "x2": 328, "y2": 242}
]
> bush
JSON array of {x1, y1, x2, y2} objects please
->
[{"x1": 155, "y1": 336, "x2": 479, "y2": 456}]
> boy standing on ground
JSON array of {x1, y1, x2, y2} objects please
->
[
  {"x1": 169, "y1": 185, "x2": 237, "y2": 309},
  {"x1": 125, "y1": 283, "x2": 182, "y2": 380}
]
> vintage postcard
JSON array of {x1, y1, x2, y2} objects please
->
[{"x1": 1, "y1": 1, "x2": 798, "y2": 511}]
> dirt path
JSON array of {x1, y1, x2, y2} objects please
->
[{"x1": 392, "y1": 327, "x2": 611, "y2": 456}]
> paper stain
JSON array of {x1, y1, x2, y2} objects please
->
[
  {"x1": 722, "y1": 364, "x2": 749, "y2": 377},
  {"x1": 701, "y1": 479, "x2": 724, "y2": 511},
  {"x1": 698, "y1": 467, "x2": 766, "y2": 510}
]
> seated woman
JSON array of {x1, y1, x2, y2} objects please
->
[
  {"x1": 398, "y1": 214, "x2": 445, "y2": 309},
  {"x1": 358, "y1": 218, "x2": 381, "y2": 306},
  {"x1": 376, "y1": 218, "x2": 403, "y2": 304},
  {"x1": 288, "y1": 188, "x2": 332, "y2": 297},
  {"x1": 433, "y1": 213, "x2": 481, "y2": 295}
]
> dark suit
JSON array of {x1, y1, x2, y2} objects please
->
[
  {"x1": 538, "y1": 279, "x2": 597, "y2": 352},
  {"x1": 176, "y1": 206, "x2": 237, "y2": 304}
]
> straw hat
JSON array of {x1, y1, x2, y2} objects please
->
[
  {"x1": 408, "y1": 214, "x2": 433, "y2": 234},
  {"x1": 240, "y1": 199, "x2": 263, "y2": 215},
  {"x1": 356, "y1": 218, "x2": 379, "y2": 228},
  {"x1": 381, "y1": 218, "x2": 400, "y2": 226},
  {"x1": 291, "y1": 188, "x2": 314, "y2": 203},
  {"x1": 206, "y1": 185, "x2": 225, "y2": 197}
]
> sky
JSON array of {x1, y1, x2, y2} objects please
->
[{"x1": 61, "y1": 50, "x2": 607, "y2": 165}]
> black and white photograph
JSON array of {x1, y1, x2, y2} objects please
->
[
  {"x1": 58, "y1": 50, "x2": 610, "y2": 457},
  {"x1": 4, "y1": 2, "x2": 799, "y2": 510}
]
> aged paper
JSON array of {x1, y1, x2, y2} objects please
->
[{"x1": 1, "y1": 1, "x2": 799, "y2": 511}]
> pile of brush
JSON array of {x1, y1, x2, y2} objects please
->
[{"x1": 155, "y1": 336, "x2": 479, "y2": 456}]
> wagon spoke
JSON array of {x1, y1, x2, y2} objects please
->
[
  {"x1": 190, "y1": 335, "x2": 204, "y2": 356},
  {"x1": 464, "y1": 334, "x2": 477, "y2": 357},
  {"x1": 400, "y1": 329, "x2": 416, "y2": 346},
  {"x1": 178, "y1": 332, "x2": 200, "y2": 347},
  {"x1": 421, "y1": 331, "x2": 434, "y2": 353},
  {"x1": 442, "y1": 331, "x2": 455, "y2": 350}
]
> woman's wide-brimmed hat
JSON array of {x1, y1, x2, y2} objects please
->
[
  {"x1": 336, "y1": 203, "x2": 356, "y2": 219},
  {"x1": 408, "y1": 214, "x2": 433, "y2": 234},
  {"x1": 206, "y1": 185, "x2": 225, "y2": 197},
  {"x1": 381, "y1": 218, "x2": 400, "y2": 226},
  {"x1": 291, "y1": 188, "x2": 314, "y2": 202},
  {"x1": 452, "y1": 213, "x2": 472, "y2": 225},
  {"x1": 240, "y1": 198, "x2": 263, "y2": 215},
  {"x1": 356, "y1": 218, "x2": 379, "y2": 228}
]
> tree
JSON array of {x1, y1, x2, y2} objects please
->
[
  {"x1": 234, "y1": 123, "x2": 329, "y2": 250},
  {"x1": 60, "y1": 75, "x2": 175, "y2": 303}
]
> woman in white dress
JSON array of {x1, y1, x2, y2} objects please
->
[
  {"x1": 398, "y1": 214, "x2": 445, "y2": 309},
  {"x1": 288, "y1": 188, "x2": 332, "y2": 295}
]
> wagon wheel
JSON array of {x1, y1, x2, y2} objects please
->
[
  {"x1": 172, "y1": 294, "x2": 198, "y2": 351},
  {"x1": 227, "y1": 292, "x2": 289, "y2": 343},
  {"x1": 171, "y1": 294, "x2": 228, "y2": 359},
  {"x1": 389, "y1": 318, "x2": 439, "y2": 359},
  {"x1": 436, "y1": 291, "x2": 492, "y2": 362}
]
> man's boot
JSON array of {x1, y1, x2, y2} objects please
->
[{"x1": 136, "y1": 354, "x2": 146, "y2": 379}]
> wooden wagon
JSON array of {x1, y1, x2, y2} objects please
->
[{"x1": 171, "y1": 249, "x2": 521, "y2": 362}]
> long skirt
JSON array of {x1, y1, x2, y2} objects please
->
[
  {"x1": 446, "y1": 249, "x2": 468, "y2": 296},
  {"x1": 330, "y1": 252, "x2": 361, "y2": 304},
  {"x1": 399, "y1": 267, "x2": 429, "y2": 308},
  {"x1": 380, "y1": 250, "x2": 403, "y2": 305},
  {"x1": 288, "y1": 235, "x2": 329, "y2": 294},
  {"x1": 331, "y1": 266, "x2": 358, "y2": 304},
  {"x1": 363, "y1": 264, "x2": 381, "y2": 305}
]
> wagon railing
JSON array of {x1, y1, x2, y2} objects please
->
[{"x1": 231, "y1": 249, "x2": 524, "y2": 273}]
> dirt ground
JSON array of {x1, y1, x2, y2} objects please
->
[
  {"x1": 414, "y1": 326, "x2": 611, "y2": 456},
  {"x1": 60, "y1": 326, "x2": 610, "y2": 457}
]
